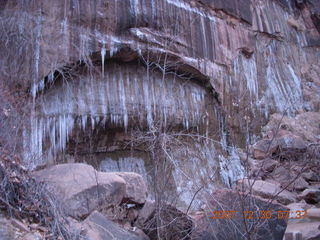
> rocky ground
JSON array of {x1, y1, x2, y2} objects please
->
[
  {"x1": 0, "y1": 112, "x2": 319, "y2": 240},
  {"x1": 0, "y1": 0, "x2": 320, "y2": 239}
]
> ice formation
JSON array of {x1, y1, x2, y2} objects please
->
[
  {"x1": 219, "y1": 147, "x2": 245, "y2": 187},
  {"x1": 27, "y1": 61, "x2": 216, "y2": 166}
]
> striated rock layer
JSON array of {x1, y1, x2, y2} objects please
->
[{"x1": 1, "y1": 0, "x2": 320, "y2": 208}]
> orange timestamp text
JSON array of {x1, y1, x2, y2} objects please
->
[{"x1": 210, "y1": 210, "x2": 307, "y2": 220}]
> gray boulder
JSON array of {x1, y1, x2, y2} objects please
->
[
  {"x1": 81, "y1": 211, "x2": 146, "y2": 240},
  {"x1": 114, "y1": 172, "x2": 148, "y2": 204},
  {"x1": 237, "y1": 179, "x2": 296, "y2": 205},
  {"x1": 298, "y1": 188, "x2": 320, "y2": 204},
  {"x1": 192, "y1": 189, "x2": 289, "y2": 240},
  {"x1": 33, "y1": 163, "x2": 126, "y2": 219}
]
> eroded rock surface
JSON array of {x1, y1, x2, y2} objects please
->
[
  {"x1": 114, "y1": 172, "x2": 148, "y2": 205},
  {"x1": 298, "y1": 188, "x2": 320, "y2": 204},
  {"x1": 191, "y1": 189, "x2": 289, "y2": 240},
  {"x1": 33, "y1": 163, "x2": 126, "y2": 219},
  {"x1": 1, "y1": 0, "x2": 320, "y2": 239},
  {"x1": 81, "y1": 211, "x2": 145, "y2": 240},
  {"x1": 2, "y1": 0, "x2": 318, "y2": 213},
  {"x1": 237, "y1": 179, "x2": 296, "y2": 205},
  {"x1": 135, "y1": 200, "x2": 193, "y2": 240}
]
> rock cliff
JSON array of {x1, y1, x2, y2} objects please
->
[{"x1": 0, "y1": 0, "x2": 320, "y2": 239}]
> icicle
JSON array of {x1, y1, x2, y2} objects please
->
[
  {"x1": 143, "y1": 70, "x2": 153, "y2": 128},
  {"x1": 81, "y1": 115, "x2": 87, "y2": 131},
  {"x1": 91, "y1": 116, "x2": 95, "y2": 130},
  {"x1": 101, "y1": 41, "x2": 106, "y2": 77},
  {"x1": 48, "y1": 72, "x2": 54, "y2": 83},
  {"x1": 109, "y1": 40, "x2": 118, "y2": 57},
  {"x1": 200, "y1": 17, "x2": 207, "y2": 58}
]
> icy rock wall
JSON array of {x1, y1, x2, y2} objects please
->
[
  {"x1": 27, "y1": 61, "x2": 218, "y2": 167},
  {"x1": 2, "y1": 0, "x2": 320, "y2": 201},
  {"x1": 8, "y1": 0, "x2": 318, "y2": 141}
]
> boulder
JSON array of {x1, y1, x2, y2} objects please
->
[
  {"x1": 270, "y1": 166, "x2": 291, "y2": 183},
  {"x1": 302, "y1": 170, "x2": 320, "y2": 182},
  {"x1": 22, "y1": 232, "x2": 43, "y2": 240},
  {"x1": 81, "y1": 211, "x2": 146, "y2": 240},
  {"x1": 285, "y1": 222, "x2": 320, "y2": 240},
  {"x1": 246, "y1": 158, "x2": 278, "y2": 179},
  {"x1": 33, "y1": 163, "x2": 126, "y2": 219},
  {"x1": 191, "y1": 189, "x2": 289, "y2": 240},
  {"x1": 298, "y1": 188, "x2": 320, "y2": 204},
  {"x1": 114, "y1": 172, "x2": 148, "y2": 204},
  {"x1": 275, "y1": 132, "x2": 307, "y2": 159},
  {"x1": 10, "y1": 219, "x2": 29, "y2": 232},
  {"x1": 135, "y1": 200, "x2": 193, "y2": 240},
  {"x1": 286, "y1": 201, "x2": 309, "y2": 223},
  {"x1": 0, "y1": 216, "x2": 42, "y2": 240},
  {"x1": 262, "y1": 113, "x2": 320, "y2": 143},
  {"x1": 0, "y1": 217, "x2": 15, "y2": 240},
  {"x1": 291, "y1": 177, "x2": 309, "y2": 191},
  {"x1": 270, "y1": 167, "x2": 309, "y2": 191},
  {"x1": 237, "y1": 179, "x2": 296, "y2": 205},
  {"x1": 252, "y1": 130, "x2": 307, "y2": 160},
  {"x1": 252, "y1": 139, "x2": 276, "y2": 159},
  {"x1": 262, "y1": 159, "x2": 278, "y2": 172},
  {"x1": 307, "y1": 207, "x2": 320, "y2": 220},
  {"x1": 135, "y1": 200, "x2": 156, "y2": 227},
  {"x1": 286, "y1": 201, "x2": 307, "y2": 213}
]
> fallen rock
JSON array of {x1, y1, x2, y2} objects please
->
[
  {"x1": 262, "y1": 159, "x2": 278, "y2": 172},
  {"x1": 191, "y1": 189, "x2": 289, "y2": 240},
  {"x1": 302, "y1": 170, "x2": 320, "y2": 182},
  {"x1": 291, "y1": 177, "x2": 309, "y2": 191},
  {"x1": 274, "y1": 132, "x2": 307, "y2": 159},
  {"x1": 307, "y1": 207, "x2": 320, "y2": 221},
  {"x1": 268, "y1": 166, "x2": 309, "y2": 191},
  {"x1": 270, "y1": 166, "x2": 291, "y2": 184},
  {"x1": 135, "y1": 200, "x2": 155, "y2": 227},
  {"x1": 263, "y1": 112, "x2": 320, "y2": 143},
  {"x1": 114, "y1": 172, "x2": 148, "y2": 204},
  {"x1": 10, "y1": 219, "x2": 29, "y2": 232},
  {"x1": 285, "y1": 222, "x2": 320, "y2": 240},
  {"x1": 246, "y1": 158, "x2": 277, "y2": 177},
  {"x1": 298, "y1": 189, "x2": 320, "y2": 204},
  {"x1": 252, "y1": 130, "x2": 307, "y2": 160},
  {"x1": 33, "y1": 163, "x2": 126, "y2": 219},
  {"x1": 252, "y1": 139, "x2": 276, "y2": 159},
  {"x1": 286, "y1": 201, "x2": 309, "y2": 223},
  {"x1": 81, "y1": 211, "x2": 145, "y2": 240},
  {"x1": 0, "y1": 216, "x2": 42, "y2": 240},
  {"x1": 22, "y1": 232, "x2": 43, "y2": 240},
  {"x1": 237, "y1": 179, "x2": 296, "y2": 205},
  {"x1": 0, "y1": 217, "x2": 15, "y2": 240},
  {"x1": 135, "y1": 200, "x2": 193, "y2": 240},
  {"x1": 286, "y1": 201, "x2": 307, "y2": 213}
]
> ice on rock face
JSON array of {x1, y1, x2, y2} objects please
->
[
  {"x1": 233, "y1": 54, "x2": 258, "y2": 104},
  {"x1": 172, "y1": 141, "x2": 218, "y2": 207},
  {"x1": 264, "y1": 43, "x2": 303, "y2": 116},
  {"x1": 27, "y1": 61, "x2": 216, "y2": 166},
  {"x1": 219, "y1": 147, "x2": 245, "y2": 187},
  {"x1": 100, "y1": 156, "x2": 149, "y2": 180},
  {"x1": 166, "y1": 0, "x2": 216, "y2": 21},
  {"x1": 130, "y1": 0, "x2": 140, "y2": 17},
  {"x1": 214, "y1": 108, "x2": 228, "y2": 151}
]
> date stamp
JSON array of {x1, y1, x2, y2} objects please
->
[{"x1": 210, "y1": 210, "x2": 307, "y2": 220}]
